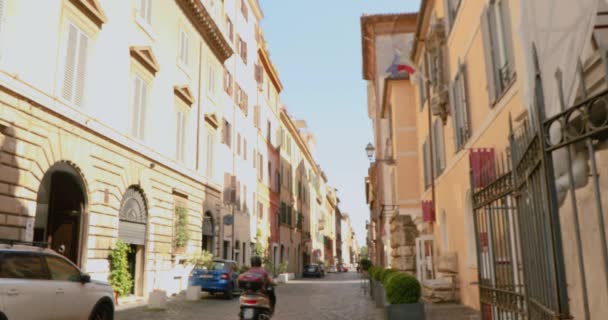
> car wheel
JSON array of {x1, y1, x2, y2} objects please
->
[{"x1": 89, "y1": 301, "x2": 113, "y2": 320}]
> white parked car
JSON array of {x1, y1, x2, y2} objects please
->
[{"x1": 0, "y1": 241, "x2": 114, "y2": 320}]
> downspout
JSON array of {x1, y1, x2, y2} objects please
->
[{"x1": 195, "y1": 39, "x2": 203, "y2": 171}]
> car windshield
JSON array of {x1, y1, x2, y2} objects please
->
[{"x1": 211, "y1": 262, "x2": 226, "y2": 271}]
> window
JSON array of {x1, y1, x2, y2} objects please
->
[
  {"x1": 258, "y1": 202, "x2": 263, "y2": 220},
  {"x1": 225, "y1": 15, "x2": 234, "y2": 43},
  {"x1": 258, "y1": 153, "x2": 263, "y2": 179},
  {"x1": 176, "y1": 109, "x2": 187, "y2": 162},
  {"x1": 433, "y1": 119, "x2": 446, "y2": 176},
  {"x1": 287, "y1": 206, "x2": 292, "y2": 226},
  {"x1": 0, "y1": 253, "x2": 47, "y2": 279},
  {"x1": 253, "y1": 105, "x2": 261, "y2": 129},
  {"x1": 237, "y1": 133, "x2": 241, "y2": 156},
  {"x1": 444, "y1": 0, "x2": 462, "y2": 30},
  {"x1": 451, "y1": 63, "x2": 471, "y2": 151},
  {"x1": 131, "y1": 75, "x2": 148, "y2": 140},
  {"x1": 243, "y1": 138, "x2": 247, "y2": 160},
  {"x1": 242, "y1": 185, "x2": 247, "y2": 211},
  {"x1": 205, "y1": 130, "x2": 215, "y2": 178},
  {"x1": 240, "y1": 0, "x2": 248, "y2": 21},
  {"x1": 46, "y1": 256, "x2": 80, "y2": 282},
  {"x1": 224, "y1": 67, "x2": 233, "y2": 96},
  {"x1": 207, "y1": 64, "x2": 216, "y2": 95},
  {"x1": 422, "y1": 137, "x2": 431, "y2": 189},
  {"x1": 267, "y1": 120, "x2": 272, "y2": 143},
  {"x1": 481, "y1": 0, "x2": 515, "y2": 104},
  {"x1": 418, "y1": 54, "x2": 430, "y2": 111},
  {"x1": 179, "y1": 29, "x2": 190, "y2": 67},
  {"x1": 268, "y1": 161, "x2": 272, "y2": 185},
  {"x1": 62, "y1": 23, "x2": 89, "y2": 107},
  {"x1": 281, "y1": 202, "x2": 287, "y2": 224},
  {"x1": 222, "y1": 119, "x2": 232, "y2": 147},
  {"x1": 236, "y1": 85, "x2": 248, "y2": 114},
  {"x1": 139, "y1": 0, "x2": 152, "y2": 25},
  {"x1": 238, "y1": 36, "x2": 247, "y2": 64}
]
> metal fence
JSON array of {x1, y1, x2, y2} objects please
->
[{"x1": 471, "y1": 47, "x2": 608, "y2": 319}]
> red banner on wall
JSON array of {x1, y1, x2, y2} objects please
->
[
  {"x1": 422, "y1": 200, "x2": 435, "y2": 222},
  {"x1": 469, "y1": 148, "x2": 496, "y2": 189}
]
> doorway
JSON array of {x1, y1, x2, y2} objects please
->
[
  {"x1": 202, "y1": 212, "x2": 215, "y2": 253},
  {"x1": 118, "y1": 187, "x2": 148, "y2": 297},
  {"x1": 35, "y1": 162, "x2": 87, "y2": 266}
]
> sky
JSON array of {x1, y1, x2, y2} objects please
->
[{"x1": 260, "y1": 1, "x2": 421, "y2": 247}]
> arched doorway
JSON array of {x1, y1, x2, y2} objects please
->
[
  {"x1": 118, "y1": 187, "x2": 148, "y2": 297},
  {"x1": 202, "y1": 211, "x2": 214, "y2": 253},
  {"x1": 35, "y1": 161, "x2": 87, "y2": 266}
]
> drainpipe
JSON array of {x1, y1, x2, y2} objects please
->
[{"x1": 195, "y1": 40, "x2": 203, "y2": 171}]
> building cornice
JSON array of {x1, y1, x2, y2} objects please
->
[
  {"x1": 248, "y1": 0, "x2": 264, "y2": 20},
  {"x1": 411, "y1": 0, "x2": 433, "y2": 61},
  {"x1": 360, "y1": 12, "x2": 418, "y2": 80},
  {"x1": 259, "y1": 48, "x2": 283, "y2": 92},
  {"x1": 176, "y1": 0, "x2": 233, "y2": 63},
  {"x1": 280, "y1": 109, "x2": 318, "y2": 176}
]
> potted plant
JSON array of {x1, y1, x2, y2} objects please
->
[
  {"x1": 108, "y1": 240, "x2": 133, "y2": 305},
  {"x1": 277, "y1": 261, "x2": 289, "y2": 283},
  {"x1": 384, "y1": 273, "x2": 425, "y2": 320},
  {"x1": 371, "y1": 266, "x2": 384, "y2": 304},
  {"x1": 376, "y1": 268, "x2": 399, "y2": 308}
]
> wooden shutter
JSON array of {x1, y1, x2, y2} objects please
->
[
  {"x1": 131, "y1": 77, "x2": 142, "y2": 138},
  {"x1": 499, "y1": 0, "x2": 515, "y2": 77},
  {"x1": 62, "y1": 24, "x2": 78, "y2": 102},
  {"x1": 206, "y1": 132, "x2": 214, "y2": 177},
  {"x1": 444, "y1": 0, "x2": 453, "y2": 30},
  {"x1": 139, "y1": 80, "x2": 147, "y2": 139},
  {"x1": 176, "y1": 111, "x2": 182, "y2": 160},
  {"x1": 460, "y1": 64, "x2": 470, "y2": 141},
  {"x1": 74, "y1": 32, "x2": 88, "y2": 107},
  {"x1": 480, "y1": 6, "x2": 497, "y2": 105},
  {"x1": 144, "y1": 0, "x2": 152, "y2": 25}
]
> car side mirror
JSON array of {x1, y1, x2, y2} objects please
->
[{"x1": 80, "y1": 273, "x2": 91, "y2": 284}]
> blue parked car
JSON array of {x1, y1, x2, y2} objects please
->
[{"x1": 189, "y1": 259, "x2": 241, "y2": 299}]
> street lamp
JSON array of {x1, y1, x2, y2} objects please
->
[
  {"x1": 365, "y1": 143, "x2": 394, "y2": 164},
  {"x1": 365, "y1": 143, "x2": 375, "y2": 161}
]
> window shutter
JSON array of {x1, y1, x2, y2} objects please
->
[
  {"x1": 499, "y1": 0, "x2": 515, "y2": 76},
  {"x1": 139, "y1": 82, "x2": 148, "y2": 139},
  {"x1": 131, "y1": 77, "x2": 141, "y2": 137},
  {"x1": 460, "y1": 64, "x2": 470, "y2": 141},
  {"x1": 62, "y1": 25, "x2": 78, "y2": 102},
  {"x1": 145, "y1": 0, "x2": 152, "y2": 25},
  {"x1": 444, "y1": 0, "x2": 453, "y2": 30},
  {"x1": 74, "y1": 32, "x2": 88, "y2": 107},
  {"x1": 480, "y1": 6, "x2": 497, "y2": 105},
  {"x1": 176, "y1": 111, "x2": 182, "y2": 160}
]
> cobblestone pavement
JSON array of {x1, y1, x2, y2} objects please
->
[{"x1": 116, "y1": 272, "x2": 383, "y2": 320}]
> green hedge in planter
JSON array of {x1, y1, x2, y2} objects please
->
[
  {"x1": 371, "y1": 266, "x2": 384, "y2": 281},
  {"x1": 359, "y1": 258, "x2": 372, "y2": 271},
  {"x1": 385, "y1": 273, "x2": 421, "y2": 305},
  {"x1": 380, "y1": 268, "x2": 399, "y2": 285},
  {"x1": 367, "y1": 266, "x2": 378, "y2": 279}
]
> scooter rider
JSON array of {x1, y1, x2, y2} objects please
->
[{"x1": 247, "y1": 256, "x2": 276, "y2": 311}]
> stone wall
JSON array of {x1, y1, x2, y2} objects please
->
[
  {"x1": 389, "y1": 214, "x2": 418, "y2": 273},
  {"x1": 0, "y1": 86, "x2": 219, "y2": 296}
]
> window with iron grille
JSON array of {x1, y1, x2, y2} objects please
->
[
  {"x1": 451, "y1": 63, "x2": 471, "y2": 151},
  {"x1": 481, "y1": 0, "x2": 515, "y2": 105}
]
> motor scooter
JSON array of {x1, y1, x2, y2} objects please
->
[{"x1": 238, "y1": 272, "x2": 275, "y2": 320}]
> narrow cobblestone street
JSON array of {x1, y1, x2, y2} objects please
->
[
  {"x1": 116, "y1": 272, "x2": 479, "y2": 320},
  {"x1": 116, "y1": 272, "x2": 383, "y2": 320}
]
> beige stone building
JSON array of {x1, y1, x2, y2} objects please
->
[
  {"x1": 361, "y1": 13, "x2": 421, "y2": 271},
  {"x1": 0, "y1": 0, "x2": 234, "y2": 297}
]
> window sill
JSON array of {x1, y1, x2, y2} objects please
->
[
  {"x1": 135, "y1": 15, "x2": 156, "y2": 42},
  {"x1": 491, "y1": 73, "x2": 517, "y2": 108}
]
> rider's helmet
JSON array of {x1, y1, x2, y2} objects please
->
[{"x1": 251, "y1": 255, "x2": 262, "y2": 267}]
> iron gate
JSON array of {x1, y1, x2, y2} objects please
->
[{"x1": 471, "y1": 47, "x2": 608, "y2": 319}]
